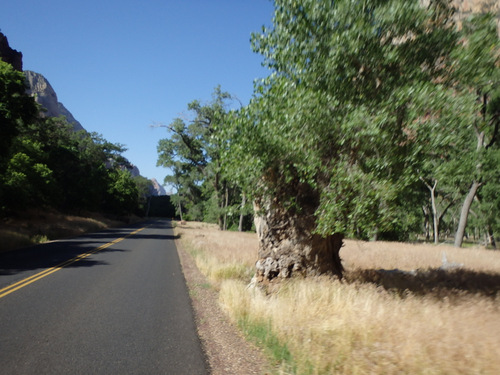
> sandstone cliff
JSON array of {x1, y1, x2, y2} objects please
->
[{"x1": 24, "y1": 71, "x2": 85, "y2": 132}]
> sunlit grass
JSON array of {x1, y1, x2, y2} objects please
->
[{"x1": 176, "y1": 221, "x2": 500, "y2": 375}]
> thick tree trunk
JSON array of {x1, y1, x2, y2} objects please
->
[
  {"x1": 454, "y1": 181, "x2": 482, "y2": 248},
  {"x1": 252, "y1": 202, "x2": 344, "y2": 284}
]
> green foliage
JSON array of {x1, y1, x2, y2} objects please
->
[
  {"x1": 0, "y1": 61, "x2": 38, "y2": 160},
  {"x1": 0, "y1": 65, "x2": 147, "y2": 216},
  {"x1": 104, "y1": 169, "x2": 139, "y2": 215},
  {"x1": 221, "y1": 0, "x2": 500, "y2": 244},
  {"x1": 225, "y1": 0, "x2": 468, "y2": 239},
  {"x1": 157, "y1": 86, "x2": 243, "y2": 228}
]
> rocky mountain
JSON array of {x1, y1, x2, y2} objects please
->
[
  {"x1": 1, "y1": 33, "x2": 83, "y2": 131},
  {"x1": 24, "y1": 71, "x2": 85, "y2": 132},
  {"x1": 124, "y1": 164, "x2": 166, "y2": 196},
  {"x1": 149, "y1": 178, "x2": 167, "y2": 196}
]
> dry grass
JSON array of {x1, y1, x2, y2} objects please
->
[
  {"x1": 0, "y1": 209, "x2": 135, "y2": 252},
  {"x1": 175, "y1": 221, "x2": 500, "y2": 375},
  {"x1": 176, "y1": 221, "x2": 257, "y2": 284}
]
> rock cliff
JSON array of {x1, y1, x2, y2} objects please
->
[
  {"x1": 149, "y1": 178, "x2": 167, "y2": 196},
  {"x1": 24, "y1": 70, "x2": 85, "y2": 132}
]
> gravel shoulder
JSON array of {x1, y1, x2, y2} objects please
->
[{"x1": 175, "y1": 238, "x2": 272, "y2": 375}]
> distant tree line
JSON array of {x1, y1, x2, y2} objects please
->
[{"x1": 0, "y1": 60, "x2": 151, "y2": 216}]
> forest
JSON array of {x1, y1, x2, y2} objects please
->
[
  {"x1": 157, "y1": 0, "x2": 499, "y2": 281},
  {"x1": 0, "y1": 60, "x2": 151, "y2": 217}
]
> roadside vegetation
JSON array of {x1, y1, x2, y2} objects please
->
[
  {"x1": 176, "y1": 221, "x2": 500, "y2": 375},
  {"x1": 0, "y1": 60, "x2": 153, "y2": 223},
  {"x1": 0, "y1": 209, "x2": 139, "y2": 252},
  {"x1": 0, "y1": 59, "x2": 156, "y2": 251}
]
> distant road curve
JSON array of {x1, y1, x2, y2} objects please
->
[{"x1": 0, "y1": 219, "x2": 208, "y2": 375}]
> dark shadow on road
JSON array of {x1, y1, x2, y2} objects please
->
[
  {"x1": 127, "y1": 234, "x2": 180, "y2": 241},
  {"x1": 0, "y1": 219, "x2": 175, "y2": 280},
  {"x1": 0, "y1": 241, "x2": 125, "y2": 277}
]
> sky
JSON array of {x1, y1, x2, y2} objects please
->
[{"x1": 1, "y1": 0, "x2": 274, "y2": 193}]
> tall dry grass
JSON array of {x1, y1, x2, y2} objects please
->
[{"x1": 175, "y1": 221, "x2": 500, "y2": 375}]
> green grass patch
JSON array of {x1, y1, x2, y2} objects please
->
[{"x1": 238, "y1": 318, "x2": 296, "y2": 374}]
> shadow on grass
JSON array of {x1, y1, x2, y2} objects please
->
[{"x1": 346, "y1": 267, "x2": 500, "y2": 299}]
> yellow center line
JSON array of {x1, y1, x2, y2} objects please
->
[{"x1": 0, "y1": 226, "x2": 147, "y2": 299}]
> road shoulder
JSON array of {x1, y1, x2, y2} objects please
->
[{"x1": 175, "y1": 238, "x2": 270, "y2": 375}]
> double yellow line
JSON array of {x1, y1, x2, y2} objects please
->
[{"x1": 0, "y1": 226, "x2": 147, "y2": 299}]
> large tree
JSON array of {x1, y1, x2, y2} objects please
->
[{"x1": 224, "y1": 0, "x2": 463, "y2": 282}]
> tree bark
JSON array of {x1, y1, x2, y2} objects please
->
[
  {"x1": 420, "y1": 178, "x2": 439, "y2": 244},
  {"x1": 223, "y1": 185, "x2": 229, "y2": 231},
  {"x1": 213, "y1": 172, "x2": 224, "y2": 230},
  {"x1": 178, "y1": 199, "x2": 183, "y2": 222},
  {"x1": 252, "y1": 201, "x2": 344, "y2": 284},
  {"x1": 430, "y1": 182, "x2": 439, "y2": 244},
  {"x1": 238, "y1": 194, "x2": 246, "y2": 232},
  {"x1": 422, "y1": 205, "x2": 431, "y2": 241},
  {"x1": 487, "y1": 226, "x2": 497, "y2": 249},
  {"x1": 454, "y1": 181, "x2": 482, "y2": 247}
]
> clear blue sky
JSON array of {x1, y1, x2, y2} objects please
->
[{"x1": 1, "y1": 0, "x2": 274, "y2": 192}]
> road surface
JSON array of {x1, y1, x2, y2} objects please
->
[{"x1": 0, "y1": 219, "x2": 208, "y2": 374}]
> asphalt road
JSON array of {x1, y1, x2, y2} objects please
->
[{"x1": 0, "y1": 219, "x2": 208, "y2": 375}]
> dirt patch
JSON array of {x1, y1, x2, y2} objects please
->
[{"x1": 175, "y1": 238, "x2": 272, "y2": 375}]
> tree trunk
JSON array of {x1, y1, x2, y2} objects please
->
[
  {"x1": 238, "y1": 193, "x2": 246, "y2": 232},
  {"x1": 422, "y1": 205, "x2": 431, "y2": 241},
  {"x1": 454, "y1": 181, "x2": 482, "y2": 247},
  {"x1": 223, "y1": 185, "x2": 229, "y2": 231},
  {"x1": 214, "y1": 172, "x2": 224, "y2": 230},
  {"x1": 420, "y1": 178, "x2": 439, "y2": 244},
  {"x1": 178, "y1": 199, "x2": 183, "y2": 222},
  {"x1": 252, "y1": 201, "x2": 344, "y2": 284},
  {"x1": 430, "y1": 183, "x2": 439, "y2": 244},
  {"x1": 487, "y1": 226, "x2": 497, "y2": 249}
]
